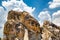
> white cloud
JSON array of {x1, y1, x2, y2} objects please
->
[
  {"x1": 0, "y1": 0, "x2": 35, "y2": 38},
  {"x1": 38, "y1": 11, "x2": 51, "y2": 26},
  {"x1": 2, "y1": 0, "x2": 35, "y2": 15},
  {"x1": 38, "y1": 21, "x2": 43, "y2": 27},
  {"x1": 52, "y1": 10, "x2": 60, "y2": 26},
  {"x1": 52, "y1": 10, "x2": 60, "y2": 19},
  {"x1": 13, "y1": 8, "x2": 23, "y2": 12},
  {"x1": 49, "y1": 0, "x2": 60, "y2": 8},
  {"x1": 0, "y1": 7, "x2": 6, "y2": 26},
  {"x1": 38, "y1": 10, "x2": 60, "y2": 26},
  {"x1": 52, "y1": 17, "x2": 60, "y2": 26}
]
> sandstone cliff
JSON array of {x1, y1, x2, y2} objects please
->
[
  {"x1": 3, "y1": 10, "x2": 41, "y2": 40},
  {"x1": 3, "y1": 10, "x2": 60, "y2": 40}
]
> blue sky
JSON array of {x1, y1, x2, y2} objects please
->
[
  {"x1": 24, "y1": 0, "x2": 52, "y2": 15},
  {"x1": 0, "y1": 0, "x2": 60, "y2": 38},
  {"x1": 0, "y1": 0, "x2": 52, "y2": 20},
  {"x1": 20, "y1": 0, "x2": 52, "y2": 20},
  {"x1": 1, "y1": 0, "x2": 60, "y2": 20}
]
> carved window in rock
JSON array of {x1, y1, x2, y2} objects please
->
[
  {"x1": 5, "y1": 23, "x2": 12, "y2": 32},
  {"x1": 8, "y1": 12, "x2": 15, "y2": 20},
  {"x1": 16, "y1": 14, "x2": 21, "y2": 20},
  {"x1": 36, "y1": 23, "x2": 40, "y2": 27},
  {"x1": 29, "y1": 20, "x2": 40, "y2": 27},
  {"x1": 8, "y1": 12, "x2": 20, "y2": 20},
  {"x1": 14, "y1": 13, "x2": 20, "y2": 20},
  {"x1": 24, "y1": 15, "x2": 30, "y2": 20},
  {"x1": 15, "y1": 22, "x2": 24, "y2": 33},
  {"x1": 15, "y1": 23, "x2": 20, "y2": 32},
  {"x1": 30, "y1": 21, "x2": 35, "y2": 26}
]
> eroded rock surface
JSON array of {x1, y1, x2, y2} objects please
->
[
  {"x1": 3, "y1": 10, "x2": 41, "y2": 40},
  {"x1": 42, "y1": 21, "x2": 60, "y2": 40},
  {"x1": 3, "y1": 10, "x2": 60, "y2": 40}
]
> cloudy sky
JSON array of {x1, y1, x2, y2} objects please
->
[{"x1": 0, "y1": 0, "x2": 60, "y2": 38}]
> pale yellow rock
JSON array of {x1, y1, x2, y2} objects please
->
[{"x1": 24, "y1": 29, "x2": 29, "y2": 40}]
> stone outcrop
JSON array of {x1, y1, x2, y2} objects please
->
[
  {"x1": 3, "y1": 10, "x2": 60, "y2": 40},
  {"x1": 41, "y1": 20, "x2": 60, "y2": 40},
  {"x1": 3, "y1": 10, "x2": 41, "y2": 40}
]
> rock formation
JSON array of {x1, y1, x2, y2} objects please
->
[
  {"x1": 3, "y1": 10, "x2": 41, "y2": 40},
  {"x1": 3, "y1": 10, "x2": 60, "y2": 40},
  {"x1": 42, "y1": 20, "x2": 60, "y2": 40}
]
